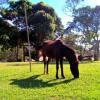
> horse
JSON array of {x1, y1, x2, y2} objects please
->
[{"x1": 39, "y1": 40, "x2": 79, "y2": 79}]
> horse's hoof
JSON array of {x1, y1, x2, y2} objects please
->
[
  {"x1": 74, "y1": 76, "x2": 79, "y2": 79},
  {"x1": 62, "y1": 76, "x2": 65, "y2": 79},
  {"x1": 56, "y1": 76, "x2": 59, "y2": 79}
]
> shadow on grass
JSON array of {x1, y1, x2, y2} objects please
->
[{"x1": 10, "y1": 74, "x2": 77, "y2": 89}]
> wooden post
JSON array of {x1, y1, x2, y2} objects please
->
[{"x1": 24, "y1": 2, "x2": 32, "y2": 72}]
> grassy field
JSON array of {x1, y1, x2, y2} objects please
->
[{"x1": 0, "y1": 61, "x2": 100, "y2": 100}]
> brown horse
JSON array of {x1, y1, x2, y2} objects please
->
[{"x1": 39, "y1": 40, "x2": 79, "y2": 79}]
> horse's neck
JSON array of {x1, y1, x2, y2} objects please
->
[{"x1": 67, "y1": 54, "x2": 79, "y2": 64}]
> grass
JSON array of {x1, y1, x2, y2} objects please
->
[{"x1": 0, "y1": 61, "x2": 100, "y2": 100}]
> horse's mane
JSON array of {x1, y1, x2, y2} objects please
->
[
  {"x1": 43, "y1": 40, "x2": 54, "y2": 45},
  {"x1": 43, "y1": 39, "x2": 63, "y2": 45}
]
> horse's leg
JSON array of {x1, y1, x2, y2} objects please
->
[
  {"x1": 56, "y1": 59, "x2": 59, "y2": 79},
  {"x1": 46, "y1": 57, "x2": 50, "y2": 74},
  {"x1": 60, "y1": 58, "x2": 65, "y2": 79},
  {"x1": 43, "y1": 56, "x2": 46, "y2": 74}
]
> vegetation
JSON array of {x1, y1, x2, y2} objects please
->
[
  {"x1": 0, "y1": 1, "x2": 99, "y2": 99},
  {"x1": 0, "y1": 61, "x2": 100, "y2": 100},
  {"x1": 65, "y1": 0, "x2": 84, "y2": 13},
  {"x1": 0, "y1": 0, "x2": 61, "y2": 48},
  {"x1": 65, "y1": 0, "x2": 100, "y2": 60},
  {"x1": 0, "y1": 18, "x2": 16, "y2": 49},
  {"x1": 73, "y1": 6, "x2": 100, "y2": 60},
  {"x1": 29, "y1": 2, "x2": 63, "y2": 47},
  {"x1": 0, "y1": 0, "x2": 63, "y2": 61}
]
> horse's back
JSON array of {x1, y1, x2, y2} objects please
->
[{"x1": 42, "y1": 40, "x2": 64, "y2": 58}]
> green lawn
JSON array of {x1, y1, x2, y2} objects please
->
[{"x1": 0, "y1": 61, "x2": 100, "y2": 100}]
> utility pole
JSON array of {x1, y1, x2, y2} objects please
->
[{"x1": 24, "y1": 2, "x2": 32, "y2": 72}]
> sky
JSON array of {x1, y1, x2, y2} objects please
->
[
  {"x1": 31, "y1": 0, "x2": 70, "y2": 28},
  {"x1": 0, "y1": 0, "x2": 100, "y2": 28},
  {"x1": 31, "y1": 0, "x2": 100, "y2": 28}
]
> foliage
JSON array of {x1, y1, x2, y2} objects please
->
[
  {"x1": 0, "y1": 1, "x2": 62, "y2": 49},
  {"x1": 0, "y1": 48, "x2": 17, "y2": 61},
  {"x1": 73, "y1": 6, "x2": 100, "y2": 60},
  {"x1": 0, "y1": 18, "x2": 17, "y2": 49},
  {"x1": 65, "y1": 0, "x2": 84, "y2": 14},
  {"x1": 63, "y1": 33, "x2": 79, "y2": 49},
  {"x1": 0, "y1": 0, "x2": 33, "y2": 56},
  {"x1": 0, "y1": 62, "x2": 100, "y2": 99},
  {"x1": 2, "y1": 0, "x2": 32, "y2": 28},
  {"x1": 29, "y1": 2, "x2": 62, "y2": 46},
  {"x1": 0, "y1": 0, "x2": 62, "y2": 61}
]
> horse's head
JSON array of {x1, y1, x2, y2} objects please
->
[{"x1": 67, "y1": 53, "x2": 79, "y2": 78}]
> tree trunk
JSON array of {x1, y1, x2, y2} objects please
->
[
  {"x1": 16, "y1": 45, "x2": 19, "y2": 61},
  {"x1": 22, "y1": 45, "x2": 25, "y2": 62},
  {"x1": 94, "y1": 41, "x2": 99, "y2": 61}
]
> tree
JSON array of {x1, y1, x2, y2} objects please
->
[
  {"x1": 0, "y1": 17, "x2": 18, "y2": 61},
  {"x1": 29, "y1": 2, "x2": 62, "y2": 47},
  {"x1": 63, "y1": 33, "x2": 78, "y2": 48},
  {"x1": 0, "y1": 18, "x2": 17, "y2": 49},
  {"x1": 0, "y1": 1, "x2": 62, "y2": 61},
  {"x1": 55, "y1": 17, "x2": 64, "y2": 38},
  {"x1": 65, "y1": 0, "x2": 84, "y2": 14},
  {"x1": 0, "y1": 0, "x2": 33, "y2": 61},
  {"x1": 73, "y1": 6, "x2": 100, "y2": 60}
]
